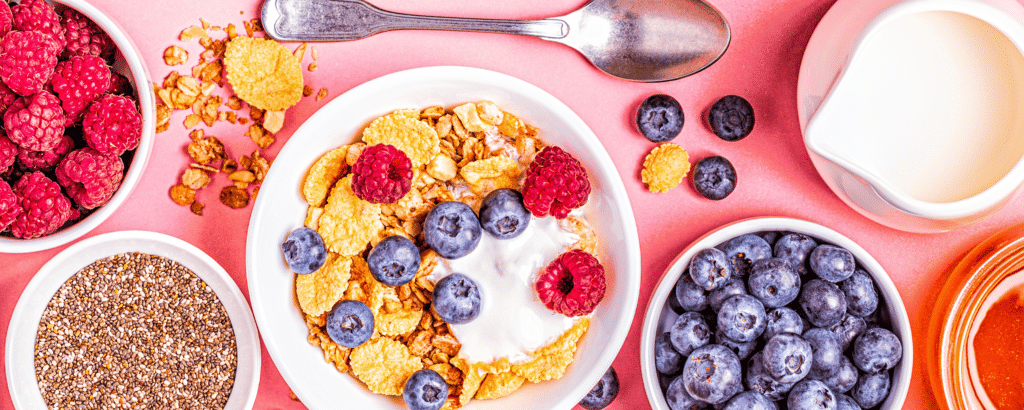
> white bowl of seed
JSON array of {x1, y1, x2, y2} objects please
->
[{"x1": 5, "y1": 231, "x2": 260, "y2": 409}]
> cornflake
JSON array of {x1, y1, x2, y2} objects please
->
[
  {"x1": 362, "y1": 109, "x2": 440, "y2": 166},
  {"x1": 224, "y1": 36, "x2": 303, "y2": 111},
  {"x1": 349, "y1": 337, "x2": 423, "y2": 396},
  {"x1": 296, "y1": 254, "x2": 351, "y2": 316},
  {"x1": 641, "y1": 143, "x2": 690, "y2": 193}
]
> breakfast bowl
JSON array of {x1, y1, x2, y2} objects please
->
[
  {"x1": 246, "y1": 66, "x2": 641, "y2": 409},
  {"x1": 640, "y1": 217, "x2": 911, "y2": 409},
  {"x1": 0, "y1": 0, "x2": 156, "y2": 253}
]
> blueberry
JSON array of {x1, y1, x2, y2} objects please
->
[
  {"x1": 403, "y1": 369, "x2": 448, "y2": 410},
  {"x1": 666, "y1": 375, "x2": 711, "y2": 410},
  {"x1": 690, "y1": 247, "x2": 733, "y2": 291},
  {"x1": 809, "y1": 245, "x2": 856, "y2": 283},
  {"x1": 773, "y1": 233, "x2": 818, "y2": 274},
  {"x1": 836, "y1": 393, "x2": 863, "y2": 410},
  {"x1": 424, "y1": 201, "x2": 481, "y2": 259},
  {"x1": 839, "y1": 270, "x2": 878, "y2": 317},
  {"x1": 325, "y1": 300, "x2": 374, "y2": 348},
  {"x1": 760, "y1": 231, "x2": 783, "y2": 247},
  {"x1": 692, "y1": 156, "x2": 737, "y2": 200},
  {"x1": 829, "y1": 315, "x2": 867, "y2": 352},
  {"x1": 367, "y1": 235, "x2": 420, "y2": 286},
  {"x1": 580, "y1": 366, "x2": 620, "y2": 410},
  {"x1": 281, "y1": 227, "x2": 328, "y2": 274},
  {"x1": 821, "y1": 357, "x2": 858, "y2": 394},
  {"x1": 765, "y1": 307, "x2": 804, "y2": 341},
  {"x1": 746, "y1": 351, "x2": 796, "y2": 401},
  {"x1": 747, "y1": 257, "x2": 802, "y2": 308},
  {"x1": 763, "y1": 333, "x2": 813, "y2": 384},
  {"x1": 787, "y1": 380, "x2": 837, "y2": 410},
  {"x1": 682, "y1": 344, "x2": 743, "y2": 404},
  {"x1": 803, "y1": 328, "x2": 844, "y2": 380},
  {"x1": 708, "y1": 278, "x2": 747, "y2": 312},
  {"x1": 719, "y1": 234, "x2": 772, "y2": 278},
  {"x1": 675, "y1": 275, "x2": 709, "y2": 312},
  {"x1": 432, "y1": 273, "x2": 482, "y2": 324},
  {"x1": 717, "y1": 294, "x2": 766, "y2": 342},
  {"x1": 656, "y1": 332, "x2": 685, "y2": 375},
  {"x1": 709, "y1": 95, "x2": 755, "y2": 142},
  {"x1": 715, "y1": 329, "x2": 757, "y2": 361},
  {"x1": 850, "y1": 371, "x2": 890, "y2": 408},
  {"x1": 478, "y1": 188, "x2": 530, "y2": 239},
  {"x1": 636, "y1": 94, "x2": 684, "y2": 143},
  {"x1": 722, "y1": 390, "x2": 777, "y2": 410},
  {"x1": 851, "y1": 328, "x2": 902, "y2": 372},
  {"x1": 799, "y1": 279, "x2": 848, "y2": 328},
  {"x1": 670, "y1": 312, "x2": 712, "y2": 357}
]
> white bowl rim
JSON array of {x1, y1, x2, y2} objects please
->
[
  {"x1": 639, "y1": 217, "x2": 912, "y2": 409},
  {"x1": 5, "y1": 230, "x2": 261, "y2": 410},
  {"x1": 0, "y1": 0, "x2": 156, "y2": 253}
]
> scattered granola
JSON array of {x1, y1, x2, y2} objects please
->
[{"x1": 223, "y1": 36, "x2": 303, "y2": 111}]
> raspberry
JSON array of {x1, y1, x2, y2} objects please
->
[
  {"x1": 522, "y1": 145, "x2": 591, "y2": 219},
  {"x1": 0, "y1": 179, "x2": 18, "y2": 231},
  {"x1": 535, "y1": 249, "x2": 606, "y2": 317},
  {"x1": 106, "y1": 73, "x2": 132, "y2": 96},
  {"x1": 0, "y1": 81, "x2": 19, "y2": 113},
  {"x1": 18, "y1": 133, "x2": 73, "y2": 171},
  {"x1": 0, "y1": 30, "x2": 59, "y2": 96},
  {"x1": 10, "y1": 171, "x2": 71, "y2": 239},
  {"x1": 4, "y1": 90, "x2": 65, "y2": 151},
  {"x1": 0, "y1": 2, "x2": 12, "y2": 38},
  {"x1": 11, "y1": 0, "x2": 65, "y2": 49},
  {"x1": 351, "y1": 144, "x2": 413, "y2": 204},
  {"x1": 51, "y1": 55, "x2": 111, "y2": 123},
  {"x1": 0, "y1": 132, "x2": 17, "y2": 173},
  {"x1": 82, "y1": 94, "x2": 142, "y2": 156},
  {"x1": 55, "y1": 147, "x2": 124, "y2": 209},
  {"x1": 60, "y1": 8, "x2": 115, "y2": 61}
]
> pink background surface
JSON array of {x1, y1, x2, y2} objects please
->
[{"x1": 3, "y1": 0, "x2": 1021, "y2": 408}]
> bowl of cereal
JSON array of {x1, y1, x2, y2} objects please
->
[
  {"x1": 247, "y1": 66, "x2": 641, "y2": 409},
  {"x1": 640, "y1": 217, "x2": 911, "y2": 409},
  {"x1": 0, "y1": 0, "x2": 156, "y2": 253}
]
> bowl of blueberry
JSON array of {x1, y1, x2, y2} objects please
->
[{"x1": 640, "y1": 217, "x2": 911, "y2": 410}]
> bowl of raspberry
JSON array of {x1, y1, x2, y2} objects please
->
[
  {"x1": 0, "y1": 0, "x2": 155, "y2": 253},
  {"x1": 640, "y1": 217, "x2": 912, "y2": 410}
]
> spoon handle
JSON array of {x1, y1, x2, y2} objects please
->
[{"x1": 263, "y1": 0, "x2": 569, "y2": 42}]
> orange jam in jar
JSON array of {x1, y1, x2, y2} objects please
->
[{"x1": 970, "y1": 279, "x2": 1024, "y2": 409}]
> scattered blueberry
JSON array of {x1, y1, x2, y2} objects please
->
[
  {"x1": 580, "y1": 366, "x2": 620, "y2": 410},
  {"x1": 367, "y1": 235, "x2": 420, "y2": 286},
  {"x1": 716, "y1": 328, "x2": 758, "y2": 361},
  {"x1": 403, "y1": 369, "x2": 448, "y2": 410},
  {"x1": 666, "y1": 375, "x2": 711, "y2": 410},
  {"x1": 763, "y1": 333, "x2": 813, "y2": 384},
  {"x1": 656, "y1": 332, "x2": 685, "y2": 375},
  {"x1": 722, "y1": 390, "x2": 778, "y2": 410},
  {"x1": 836, "y1": 393, "x2": 863, "y2": 410},
  {"x1": 709, "y1": 95, "x2": 755, "y2": 142},
  {"x1": 719, "y1": 234, "x2": 772, "y2": 278},
  {"x1": 478, "y1": 188, "x2": 530, "y2": 239},
  {"x1": 747, "y1": 258, "x2": 802, "y2": 308},
  {"x1": 281, "y1": 227, "x2": 327, "y2": 274},
  {"x1": 709, "y1": 278, "x2": 747, "y2": 312},
  {"x1": 765, "y1": 307, "x2": 804, "y2": 341},
  {"x1": 746, "y1": 351, "x2": 796, "y2": 401},
  {"x1": 810, "y1": 245, "x2": 856, "y2": 283},
  {"x1": 424, "y1": 201, "x2": 481, "y2": 259},
  {"x1": 829, "y1": 315, "x2": 867, "y2": 352},
  {"x1": 675, "y1": 275, "x2": 709, "y2": 312},
  {"x1": 799, "y1": 279, "x2": 848, "y2": 328},
  {"x1": 773, "y1": 233, "x2": 818, "y2": 275},
  {"x1": 820, "y1": 357, "x2": 858, "y2": 394},
  {"x1": 690, "y1": 247, "x2": 733, "y2": 291},
  {"x1": 840, "y1": 270, "x2": 878, "y2": 317},
  {"x1": 851, "y1": 328, "x2": 902, "y2": 372},
  {"x1": 788, "y1": 380, "x2": 837, "y2": 410},
  {"x1": 670, "y1": 312, "x2": 712, "y2": 357},
  {"x1": 682, "y1": 344, "x2": 744, "y2": 404},
  {"x1": 432, "y1": 273, "x2": 482, "y2": 324},
  {"x1": 717, "y1": 294, "x2": 767, "y2": 343},
  {"x1": 325, "y1": 300, "x2": 374, "y2": 348},
  {"x1": 850, "y1": 371, "x2": 890, "y2": 409},
  {"x1": 692, "y1": 156, "x2": 737, "y2": 200},
  {"x1": 803, "y1": 328, "x2": 844, "y2": 380},
  {"x1": 636, "y1": 94, "x2": 684, "y2": 143}
]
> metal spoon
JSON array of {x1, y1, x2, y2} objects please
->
[{"x1": 261, "y1": 0, "x2": 730, "y2": 82}]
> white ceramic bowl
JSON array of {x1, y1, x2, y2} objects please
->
[
  {"x1": 5, "y1": 230, "x2": 261, "y2": 410},
  {"x1": 246, "y1": 66, "x2": 641, "y2": 410},
  {"x1": 0, "y1": 0, "x2": 156, "y2": 253},
  {"x1": 640, "y1": 217, "x2": 912, "y2": 409}
]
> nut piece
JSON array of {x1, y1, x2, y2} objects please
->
[
  {"x1": 164, "y1": 46, "x2": 189, "y2": 66},
  {"x1": 426, "y1": 155, "x2": 457, "y2": 181},
  {"x1": 182, "y1": 168, "x2": 212, "y2": 190},
  {"x1": 476, "y1": 101, "x2": 504, "y2": 125},
  {"x1": 263, "y1": 110, "x2": 285, "y2": 133},
  {"x1": 220, "y1": 186, "x2": 250, "y2": 209},
  {"x1": 190, "y1": 201, "x2": 204, "y2": 215},
  {"x1": 170, "y1": 184, "x2": 196, "y2": 205}
]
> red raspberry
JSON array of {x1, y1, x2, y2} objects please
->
[
  {"x1": 0, "y1": 132, "x2": 17, "y2": 173},
  {"x1": 18, "y1": 133, "x2": 73, "y2": 171},
  {"x1": 535, "y1": 249, "x2": 606, "y2": 317},
  {"x1": 0, "y1": 30, "x2": 59, "y2": 96},
  {"x1": 12, "y1": 0, "x2": 65, "y2": 49},
  {"x1": 351, "y1": 144, "x2": 413, "y2": 204},
  {"x1": 60, "y1": 8, "x2": 115, "y2": 61},
  {"x1": 82, "y1": 94, "x2": 142, "y2": 156},
  {"x1": 0, "y1": 2, "x2": 12, "y2": 38},
  {"x1": 0, "y1": 81, "x2": 19, "y2": 113},
  {"x1": 106, "y1": 73, "x2": 132, "y2": 96},
  {"x1": 522, "y1": 145, "x2": 591, "y2": 219},
  {"x1": 10, "y1": 171, "x2": 71, "y2": 239},
  {"x1": 0, "y1": 179, "x2": 19, "y2": 231},
  {"x1": 4, "y1": 90, "x2": 65, "y2": 151},
  {"x1": 55, "y1": 147, "x2": 124, "y2": 209},
  {"x1": 51, "y1": 55, "x2": 111, "y2": 123}
]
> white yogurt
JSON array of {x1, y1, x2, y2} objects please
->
[{"x1": 429, "y1": 215, "x2": 580, "y2": 364}]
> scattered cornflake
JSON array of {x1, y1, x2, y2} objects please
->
[
  {"x1": 224, "y1": 36, "x2": 303, "y2": 111},
  {"x1": 296, "y1": 253, "x2": 351, "y2": 316},
  {"x1": 641, "y1": 143, "x2": 690, "y2": 193},
  {"x1": 163, "y1": 46, "x2": 188, "y2": 66},
  {"x1": 179, "y1": 25, "x2": 209, "y2": 41}
]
